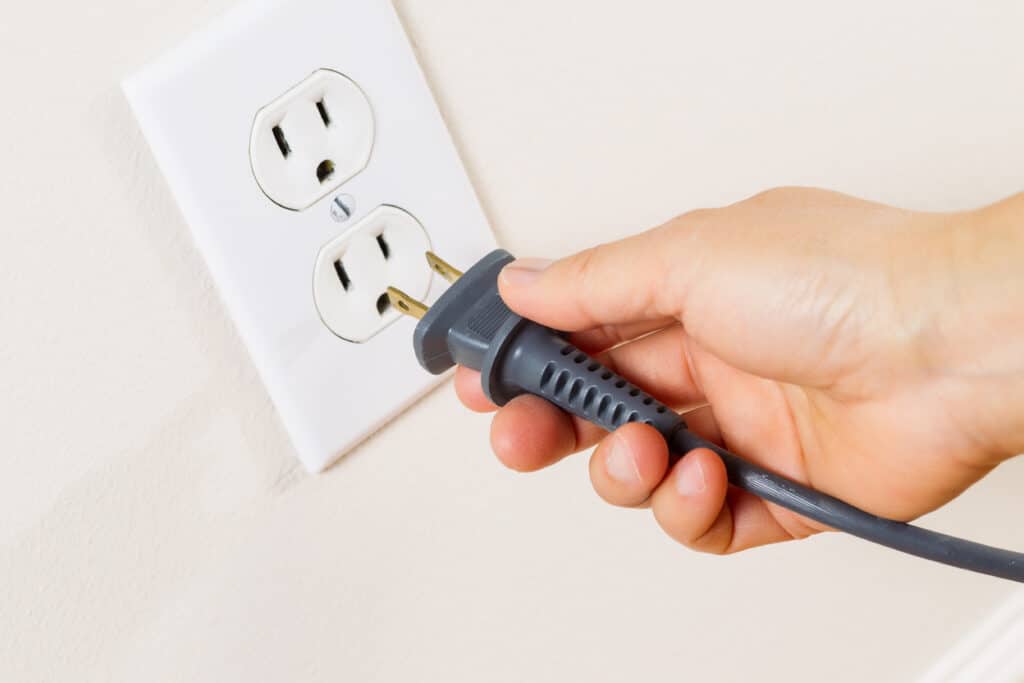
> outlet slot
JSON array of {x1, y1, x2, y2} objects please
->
[
  {"x1": 375, "y1": 293, "x2": 391, "y2": 316},
  {"x1": 317, "y1": 159, "x2": 335, "y2": 184},
  {"x1": 333, "y1": 260, "x2": 351, "y2": 290},
  {"x1": 376, "y1": 233, "x2": 390, "y2": 259},
  {"x1": 316, "y1": 99, "x2": 331, "y2": 126},
  {"x1": 272, "y1": 125, "x2": 290, "y2": 158}
]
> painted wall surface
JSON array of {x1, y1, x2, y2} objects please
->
[{"x1": 2, "y1": 1, "x2": 1023, "y2": 680}]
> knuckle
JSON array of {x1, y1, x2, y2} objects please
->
[
  {"x1": 688, "y1": 529, "x2": 733, "y2": 555},
  {"x1": 651, "y1": 485, "x2": 735, "y2": 555},
  {"x1": 745, "y1": 185, "x2": 813, "y2": 207},
  {"x1": 672, "y1": 207, "x2": 716, "y2": 229},
  {"x1": 568, "y1": 246, "x2": 601, "y2": 288},
  {"x1": 774, "y1": 511, "x2": 824, "y2": 541},
  {"x1": 563, "y1": 246, "x2": 606, "y2": 322},
  {"x1": 676, "y1": 515, "x2": 733, "y2": 554},
  {"x1": 653, "y1": 509, "x2": 729, "y2": 556}
]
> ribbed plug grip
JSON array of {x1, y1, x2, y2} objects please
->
[{"x1": 492, "y1": 324, "x2": 684, "y2": 439}]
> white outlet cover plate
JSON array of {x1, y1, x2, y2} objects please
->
[{"x1": 124, "y1": 0, "x2": 496, "y2": 472}]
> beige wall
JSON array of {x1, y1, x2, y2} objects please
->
[{"x1": 2, "y1": 0, "x2": 1023, "y2": 680}]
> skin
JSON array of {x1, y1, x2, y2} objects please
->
[{"x1": 455, "y1": 187, "x2": 1024, "y2": 554}]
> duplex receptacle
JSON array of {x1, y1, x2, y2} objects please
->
[{"x1": 124, "y1": 0, "x2": 497, "y2": 472}]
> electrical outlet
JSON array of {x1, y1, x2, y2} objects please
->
[
  {"x1": 124, "y1": 0, "x2": 496, "y2": 472},
  {"x1": 313, "y1": 205, "x2": 432, "y2": 342},
  {"x1": 250, "y1": 69, "x2": 374, "y2": 211}
]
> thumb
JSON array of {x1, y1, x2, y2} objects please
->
[{"x1": 498, "y1": 224, "x2": 690, "y2": 331}]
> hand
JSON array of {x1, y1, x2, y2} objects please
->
[{"x1": 456, "y1": 187, "x2": 1024, "y2": 554}]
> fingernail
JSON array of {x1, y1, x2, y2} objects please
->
[
  {"x1": 500, "y1": 258, "x2": 552, "y2": 287},
  {"x1": 605, "y1": 435, "x2": 642, "y2": 484},
  {"x1": 675, "y1": 457, "x2": 706, "y2": 497}
]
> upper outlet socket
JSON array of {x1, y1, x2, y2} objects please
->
[{"x1": 250, "y1": 69, "x2": 374, "y2": 210}]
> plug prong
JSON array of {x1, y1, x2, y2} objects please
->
[
  {"x1": 387, "y1": 286, "x2": 429, "y2": 320},
  {"x1": 425, "y1": 251, "x2": 464, "y2": 283}
]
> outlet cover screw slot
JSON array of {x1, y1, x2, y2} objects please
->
[{"x1": 330, "y1": 194, "x2": 355, "y2": 222}]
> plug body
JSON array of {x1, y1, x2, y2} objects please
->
[{"x1": 413, "y1": 249, "x2": 684, "y2": 437}]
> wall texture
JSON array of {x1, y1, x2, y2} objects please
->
[{"x1": 2, "y1": 1, "x2": 1023, "y2": 681}]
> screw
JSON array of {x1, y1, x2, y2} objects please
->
[{"x1": 330, "y1": 194, "x2": 355, "y2": 222}]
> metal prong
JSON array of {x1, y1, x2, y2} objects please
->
[
  {"x1": 387, "y1": 286, "x2": 429, "y2": 320},
  {"x1": 425, "y1": 251, "x2": 464, "y2": 283}
]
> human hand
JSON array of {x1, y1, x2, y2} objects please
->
[{"x1": 456, "y1": 187, "x2": 1024, "y2": 553}]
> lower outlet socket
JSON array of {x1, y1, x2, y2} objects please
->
[{"x1": 313, "y1": 205, "x2": 432, "y2": 343}]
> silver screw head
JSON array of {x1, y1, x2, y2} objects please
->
[{"x1": 330, "y1": 194, "x2": 355, "y2": 222}]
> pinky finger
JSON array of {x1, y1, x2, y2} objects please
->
[{"x1": 650, "y1": 449, "x2": 797, "y2": 554}]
